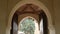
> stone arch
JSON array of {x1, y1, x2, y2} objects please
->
[
  {"x1": 18, "y1": 16, "x2": 39, "y2": 34},
  {"x1": 18, "y1": 16, "x2": 38, "y2": 25},
  {"x1": 6, "y1": 0, "x2": 55, "y2": 34}
]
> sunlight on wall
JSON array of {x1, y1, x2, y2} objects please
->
[
  {"x1": 34, "y1": 20, "x2": 40, "y2": 34},
  {"x1": 40, "y1": 19, "x2": 43, "y2": 34}
]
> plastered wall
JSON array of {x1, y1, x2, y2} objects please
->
[
  {"x1": 0, "y1": 0, "x2": 60, "y2": 34},
  {"x1": 0, "y1": 0, "x2": 7, "y2": 34},
  {"x1": 54, "y1": 0, "x2": 60, "y2": 34}
]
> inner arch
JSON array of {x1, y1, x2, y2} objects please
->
[{"x1": 18, "y1": 16, "x2": 39, "y2": 34}]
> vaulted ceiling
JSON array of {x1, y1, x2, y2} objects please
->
[{"x1": 15, "y1": 4, "x2": 42, "y2": 15}]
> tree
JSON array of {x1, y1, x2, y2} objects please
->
[{"x1": 20, "y1": 18, "x2": 35, "y2": 34}]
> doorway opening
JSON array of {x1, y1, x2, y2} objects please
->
[
  {"x1": 18, "y1": 16, "x2": 39, "y2": 34},
  {"x1": 10, "y1": 4, "x2": 50, "y2": 34}
]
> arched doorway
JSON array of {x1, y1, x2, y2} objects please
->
[
  {"x1": 18, "y1": 16, "x2": 39, "y2": 34},
  {"x1": 6, "y1": 0, "x2": 55, "y2": 34},
  {"x1": 10, "y1": 4, "x2": 49, "y2": 34}
]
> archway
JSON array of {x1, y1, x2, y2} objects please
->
[
  {"x1": 6, "y1": 0, "x2": 55, "y2": 34},
  {"x1": 18, "y1": 16, "x2": 39, "y2": 34}
]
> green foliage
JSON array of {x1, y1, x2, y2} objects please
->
[{"x1": 20, "y1": 18, "x2": 35, "y2": 34}]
